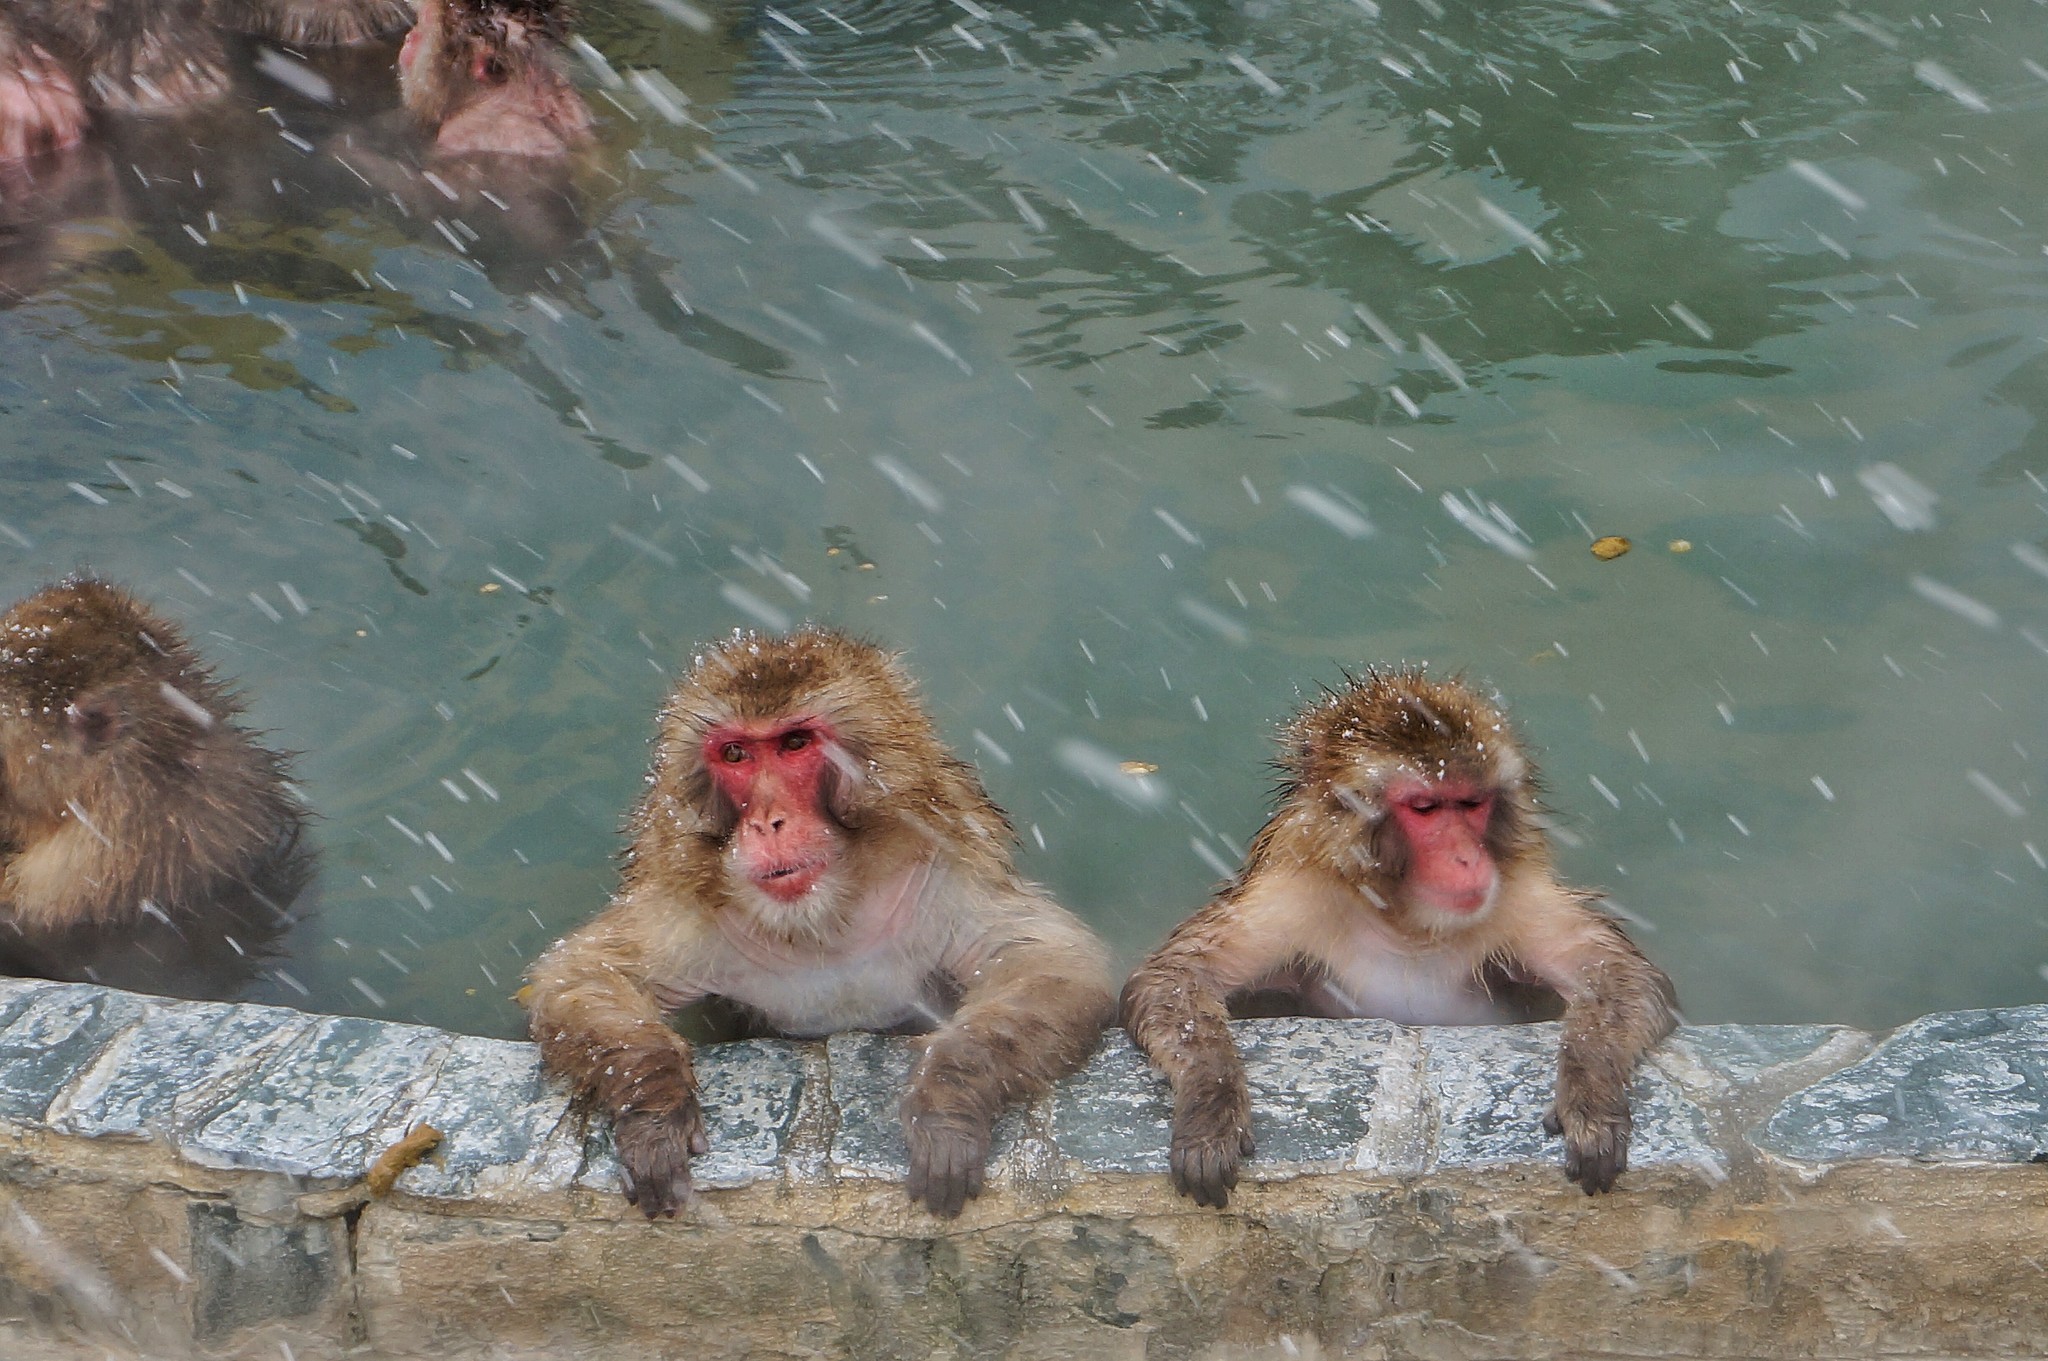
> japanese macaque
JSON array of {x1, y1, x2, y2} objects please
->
[
  {"x1": 397, "y1": 0, "x2": 592, "y2": 158},
  {"x1": 0, "y1": 579, "x2": 310, "y2": 998},
  {"x1": 0, "y1": 0, "x2": 410, "y2": 162},
  {"x1": 527, "y1": 629, "x2": 1115, "y2": 1219},
  {"x1": 1122, "y1": 669, "x2": 1676, "y2": 1206}
]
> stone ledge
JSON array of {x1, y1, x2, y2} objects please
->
[{"x1": 0, "y1": 977, "x2": 2043, "y2": 1358}]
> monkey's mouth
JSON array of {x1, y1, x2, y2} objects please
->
[
  {"x1": 751, "y1": 857, "x2": 830, "y2": 901},
  {"x1": 1422, "y1": 878, "x2": 1499, "y2": 918}
]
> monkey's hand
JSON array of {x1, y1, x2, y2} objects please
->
[
  {"x1": 0, "y1": 45, "x2": 86, "y2": 162},
  {"x1": 1169, "y1": 1089, "x2": 1254, "y2": 1209},
  {"x1": 612, "y1": 1100, "x2": 708, "y2": 1219},
  {"x1": 1542, "y1": 1092, "x2": 1632, "y2": 1195},
  {"x1": 902, "y1": 1104, "x2": 990, "y2": 1219}
]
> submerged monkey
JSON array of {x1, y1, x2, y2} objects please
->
[
  {"x1": 527, "y1": 628, "x2": 1115, "y2": 1219},
  {"x1": 0, "y1": 578, "x2": 310, "y2": 999},
  {"x1": 1123, "y1": 668, "x2": 1676, "y2": 1205}
]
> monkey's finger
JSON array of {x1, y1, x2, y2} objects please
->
[
  {"x1": 663, "y1": 1168, "x2": 692, "y2": 1216},
  {"x1": 906, "y1": 1150, "x2": 929, "y2": 1207},
  {"x1": 926, "y1": 1143, "x2": 966, "y2": 1218},
  {"x1": 1177, "y1": 1142, "x2": 1230, "y2": 1208},
  {"x1": 1541, "y1": 1108, "x2": 1563, "y2": 1138}
]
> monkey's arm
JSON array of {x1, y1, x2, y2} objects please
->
[
  {"x1": 211, "y1": 0, "x2": 415, "y2": 44},
  {"x1": 1119, "y1": 880, "x2": 1305, "y2": 1207},
  {"x1": 1512, "y1": 891, "x2": 1677, "y2": 1194},
  {"x1": 526, "y1": 897, "x2": 712, "y2": 1218},
  {"x1": 903, "y1": 887, "x2": 1115, "y2": 1217}
]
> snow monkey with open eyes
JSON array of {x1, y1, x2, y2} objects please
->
[
  {"x1": 526, "y1": 629, "x2": 1116, "y2": 1219},
  {"x1": 1121, "y1": 669, "x2": 1676, "y2": 1207}
]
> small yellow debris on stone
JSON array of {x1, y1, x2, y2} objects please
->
[
  {"x1": 1590, "y1": 536, "x2": 1631, "y2": 560},
  {"x1": 1668, "y1": 539, "x2": 1693, "y2": 553},
  {"x1": 1120, "y1": 760, "x2": 1159, "y2": 776},
  {"x1": 366, "y1": 1124, "x2": 443, "y2": 1198}
]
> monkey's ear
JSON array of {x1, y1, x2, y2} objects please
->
[{"x1": 65, "y1": 694, "x2": 126, "y2": 751}]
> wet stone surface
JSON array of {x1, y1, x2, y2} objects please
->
[
  {"x1": 6, "y1": 978, "x2": 2048, "y2": 1196},
  {"x1": 1654, "y1": 1023, "x2": 1868, "y2": 1102},
  {"x1": 1240, "y1": 1017, "x2": 1390, "y2": 1172},
  {"x1": 52, "y1": 997, "x2": 318, "y2": 1142},
  {"x1": 0, "y1": 982, "x2": 150, "y2": 1124},
  {"x1": 826, "y1": 1031, "x2": 1026, "y2": 1179},
  {"x1": 575, "y1": 1037, "x2": 809, "y2": 1195},
  {"x1": 1048, "y1": 1039, "x2": 1174, "y2": 1175},
  {"x1": 390, "y1": 1035, "x2": 576, "y2": 1200},
  {"x1": 183, "y1": 1015, "x2": 451, "y2": 1178},
  {"x1": 1756, "y1": 1005, "x2": 2048, "y2": 1163},
  {"x1": 1425, "y1": 1024, "x2": 1723, "y2": 1180}
]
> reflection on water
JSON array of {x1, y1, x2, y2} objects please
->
[{"x1": 1, "y1": 0, "x2": 2044, "y2": 1036}]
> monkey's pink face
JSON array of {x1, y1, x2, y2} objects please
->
[
  {"x1": 703, "y1": 718, "x2": 843, "y2": 902},
  {"x1": 1387, "y1": 783, "x2": 1498, "y2": 918}
]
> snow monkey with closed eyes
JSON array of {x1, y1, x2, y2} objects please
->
[{"x1": 1121, "y1": 668, "x2": 1676, "y2": 1207}]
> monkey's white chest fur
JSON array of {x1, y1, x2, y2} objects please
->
[
  {"x1": 1311, "y1": 940, "x2": 1510, "y2": 1027},
  {"x1": 703, "y1": 858, "x2": 959, "y2": 1038}
]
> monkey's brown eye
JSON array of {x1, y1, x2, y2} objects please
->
[
  {"x1": 720, "y1": 742, "x2": 747, "y2": 763},
  {"x1": 780, "y1": 730, "x2": 811, "y2": 753}
]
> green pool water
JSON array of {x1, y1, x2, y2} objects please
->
[{"x1": 1, "y1": 0, "x2": 2044, "y2": 1037}]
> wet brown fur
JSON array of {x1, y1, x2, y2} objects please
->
[
  {"x1": 214, "y1": 0, "x2": 415, "y2": 46},
  {"x1": 1122, "y1": 668, "x2": 1675, "y2": 1206},
  {"x1": 400, "y1": 0, "x2": 591, "y2": 157},
  {"x1": 0, "y1": 0, "x2": 412, "y2": 163},
  {"x1": 527, "y1": 628, "x2": 1114, "y2": 1219},
  {"x1": 0, "y1": 578, "x2": 309, "y2": 995}
]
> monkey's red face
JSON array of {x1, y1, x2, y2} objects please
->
[
  {"x1": 702, "y1": 718, "x2": 844, "y2": 902},
  {"x1": 1387, "y1": 783, "x2": 1498, "y2": 918}
]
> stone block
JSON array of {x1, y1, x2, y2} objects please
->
[
  {"x1": 0, "y1": 983, "x2": 150, "y2": 1124},
  {"x1": 188, "y1": 1200, "x2": 346, "y2": 1341},
  {"x1": 1756, "y1": 1005, "x2": 2048, "y2": 1163},
  {"x1": 48, "y1": 997, "x2": 317, "y2": 1141},
  {"x1": 181, "y1": 1014, "x2": 450, "y2": 1178},
  {"x1": 1425, "y1": 1023, "x2": 1723, "y2": 1180},
  {"x1": 377, "y1": 1034, "x2": 580, "y2": 1202},
  {"x1": 1047, "y1": 1037, "x2": 1171, "y2": 1175},
  {"x1": 573, "y1": 1037, "x2": 808, "y2": 1197},
  {"x1": 1239, "y1": 1016, "x2": 1398, "y2": 1173},
  {"x1": 825, "y1": 1032, "x2": 1025, "y2": 1181}
]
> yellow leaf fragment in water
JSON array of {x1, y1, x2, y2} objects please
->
[
  {"x1": 1668, "y1": 539, "x2": 1693, "y2": 553},
  {"x1": 1590, "y1": 536, "x2": 1631, "y2": 560},
  {"x1": 1119, "y1": 760, "x2": 1159, "y2": 775}
]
